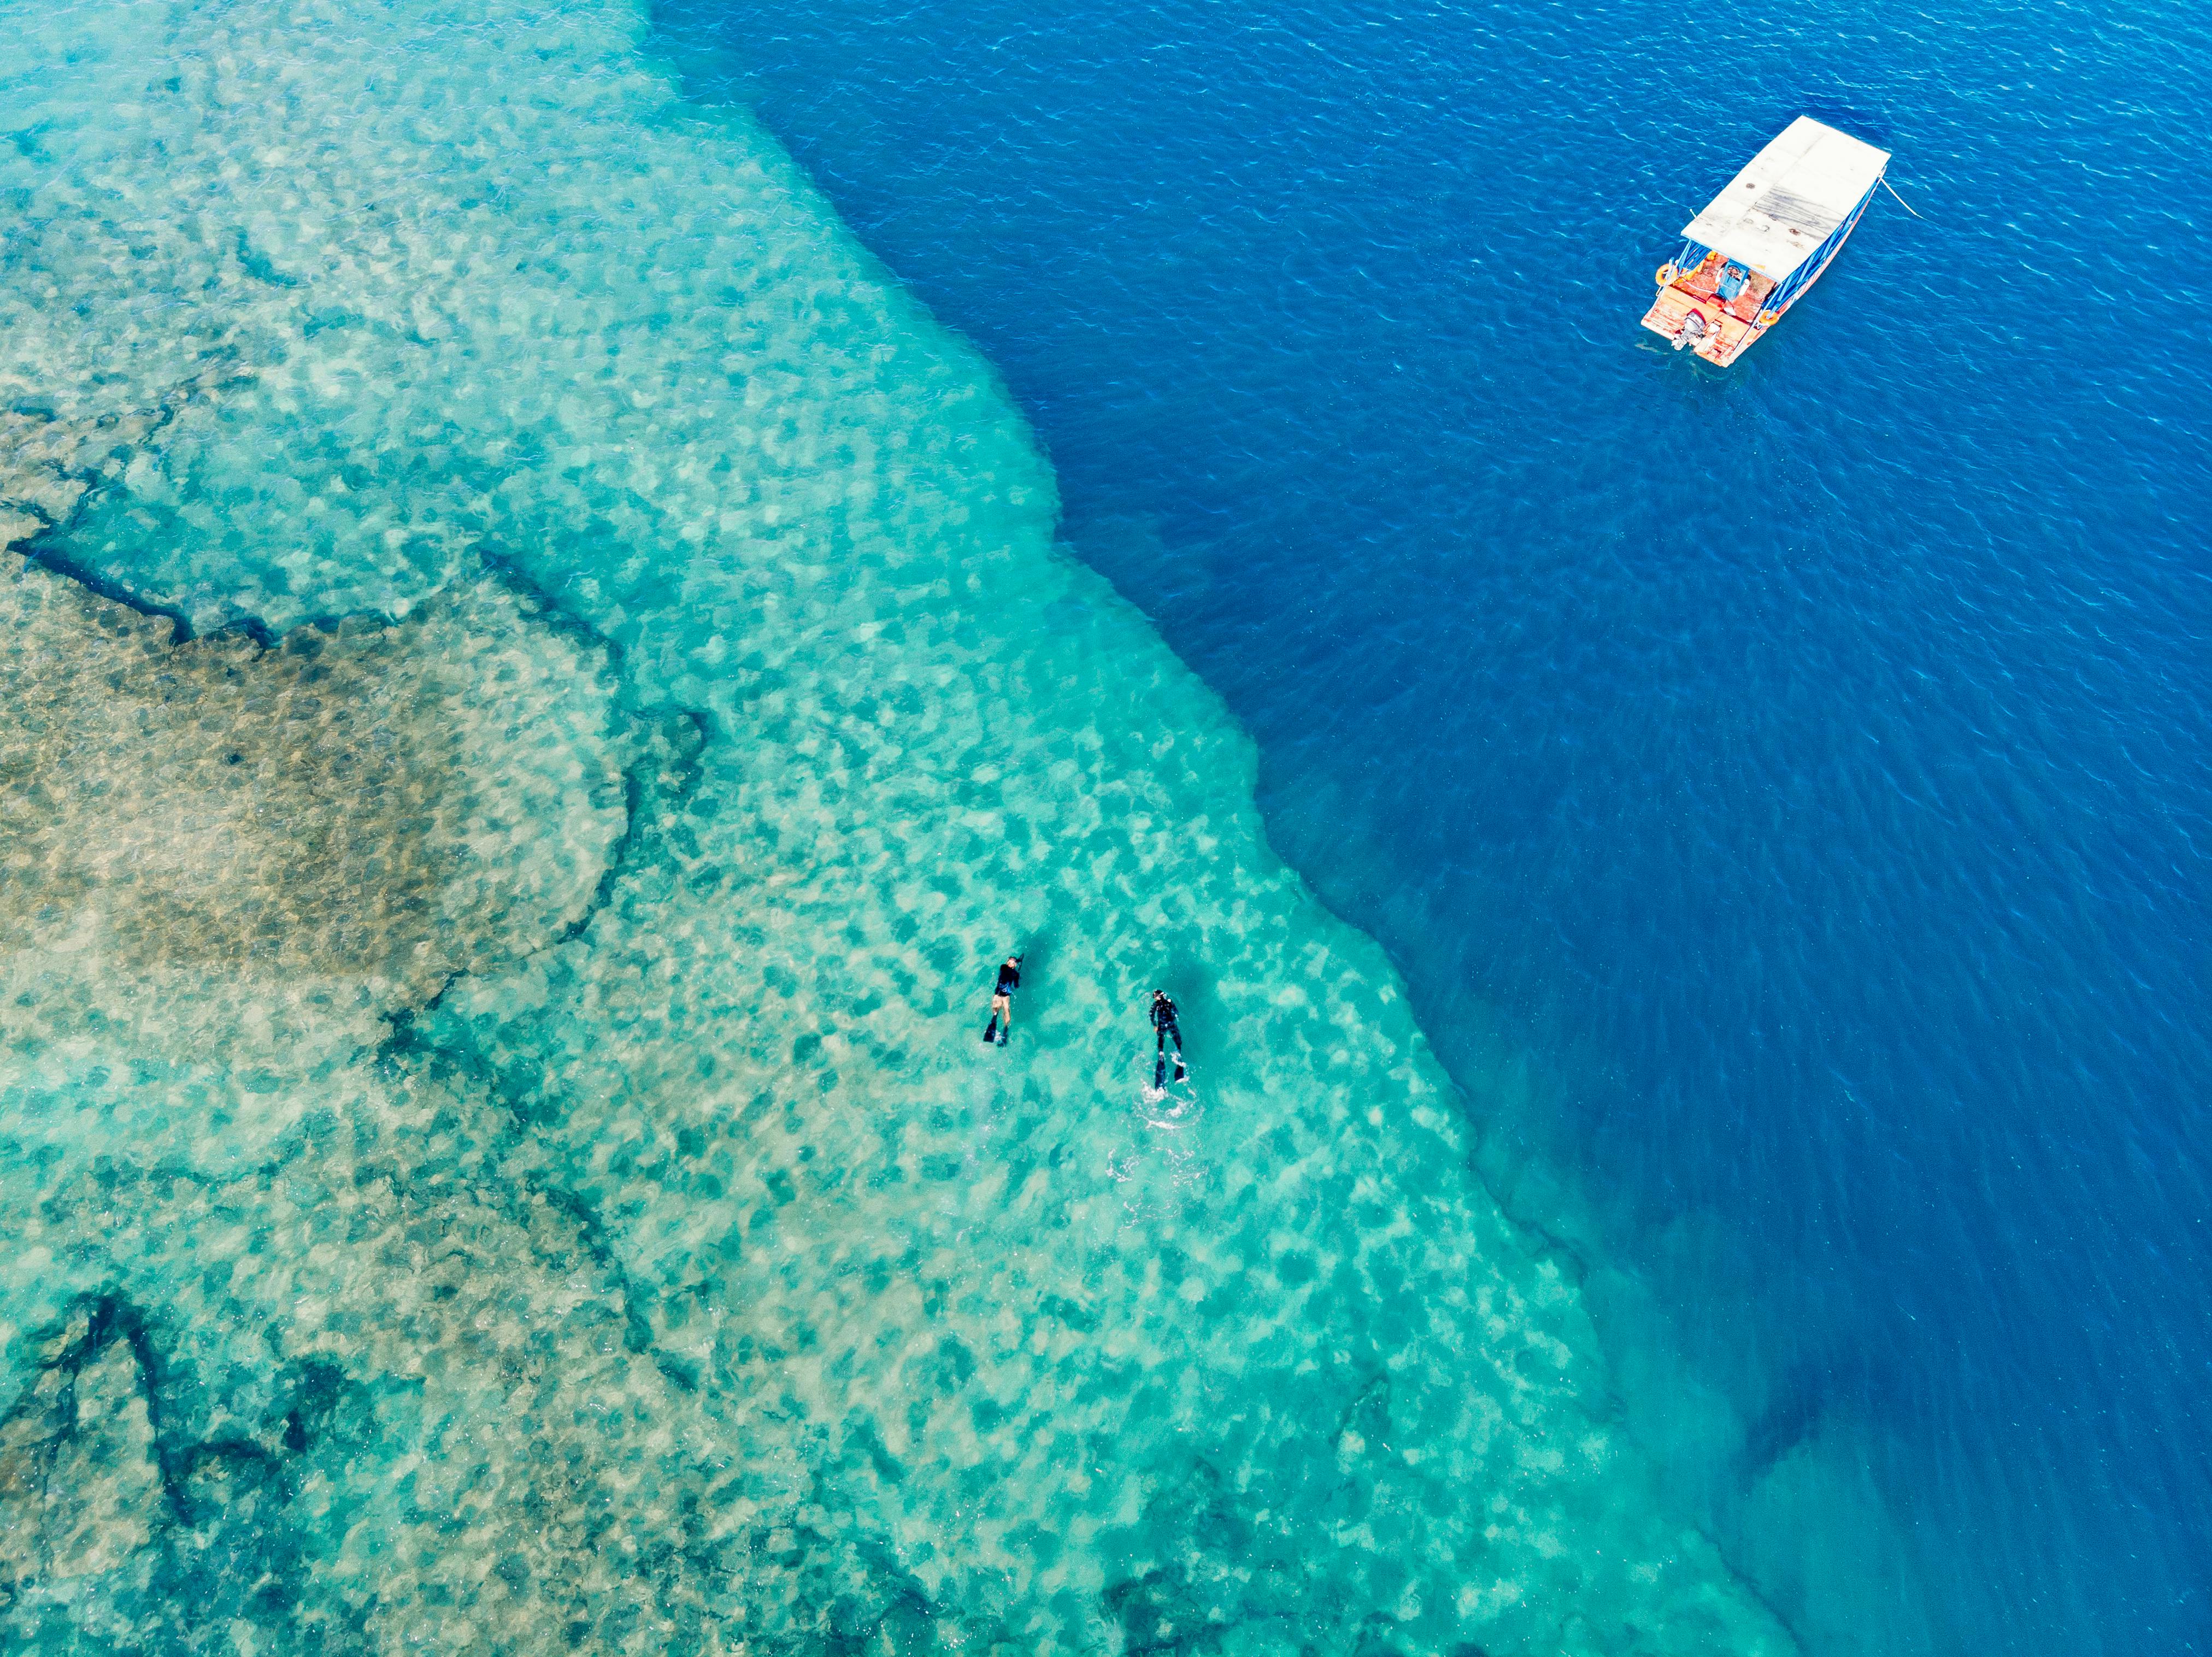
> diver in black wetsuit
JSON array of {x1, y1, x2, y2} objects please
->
[
  {"x1": 982, "y1": 954, "x2": 1022, "y2": 1045},
  {"x1": 1150, "y1": 990, "x2": 1184, "y2": 1087}
]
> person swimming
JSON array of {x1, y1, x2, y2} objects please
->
[
  {"x1": 981, "y1": 954, "x2": 1022, "y2": 1046},
  {"x1": 1150, "y1": 989, "x2": 1185, "y2": 1087}
]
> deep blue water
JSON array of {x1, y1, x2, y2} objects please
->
[{"x1": 656, "y1": 2, "x2": 2212, "y2": 1651}]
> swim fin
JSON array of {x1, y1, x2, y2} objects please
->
[
  {"x1": 1154, "y1": 1054, "x2": 1167, "y2": 1089},
  {"x1": 982, "y1": 1015, "x2": 998, "y2": 1045}
]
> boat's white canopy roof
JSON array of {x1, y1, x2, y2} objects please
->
[{"x1": 1681, "y1": 117, "x2": 1890, "y2": 282}]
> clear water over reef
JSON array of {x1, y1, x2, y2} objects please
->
[
  {"x1": 2, "y1": 1, "x2": 1795, "y2": 1650},
  {"x1": 653, "y1": 1, "x2": 2212, "y2": 1652}
]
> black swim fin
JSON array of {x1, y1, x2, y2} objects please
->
[
  {"x1": 982, "y1": 1015, "x2": 998, "y2": 1045},
  {"x1": 1173, "y1": 1059, "x2": 1186, "y2": 1083}
]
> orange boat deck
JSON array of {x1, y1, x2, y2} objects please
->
[
  {"x1": 1678, "y1": 249, "x2": 1775, "y2": 320},
  {"x1": 1639, "y1": 249, "x2": 1778, "y2": 366}
]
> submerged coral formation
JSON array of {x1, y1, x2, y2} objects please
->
[
  {"x1": 0, "y1": 554, "x2": 632, "y2": 1004},
  {"x1": 0, "y1": 0, "x2": 1798, "y2": 1652}
]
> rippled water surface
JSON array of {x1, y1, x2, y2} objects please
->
[
  {"x1": 654, "y1": 1, "x2": 2212, "y2": 1652},
  {"x1": 1, "y1": 1, "x2": 1816, "y2": 1652}
]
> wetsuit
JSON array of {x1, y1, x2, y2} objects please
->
[
  {"x1": 983, "y1": 957, "x2": 1021, "y2": 1044},
  {"x1": 1151, "y1": 993, "x2": 1184, "y2": 1085}
]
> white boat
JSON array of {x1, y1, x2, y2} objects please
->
[{"x1": 1641, "y1": 116, "x2": 1891, "y2": 366}]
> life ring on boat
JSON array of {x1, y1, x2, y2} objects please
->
[
  {"x1": 1655, "y1": 263, "x2": 1679, "y2": 287},
  {"x1": 1756, "y1": 308, "x2": 1780, "y2": 328}
]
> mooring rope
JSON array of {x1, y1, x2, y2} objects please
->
[{"x1": 1880, "y1": 175, "x2": 1925, "y2": 220}]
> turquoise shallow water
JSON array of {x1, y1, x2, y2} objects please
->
[{"x1": 2, "y1": 2, "x2": 1799, "y2": 1651}]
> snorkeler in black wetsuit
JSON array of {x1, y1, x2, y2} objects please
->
[
  {"x1": 1150, "y1": 990, "x2": 1184, "y2": 1087},
  {"x1": 982, "y1": 954, "x2": 1022, "y2": 1045}
]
